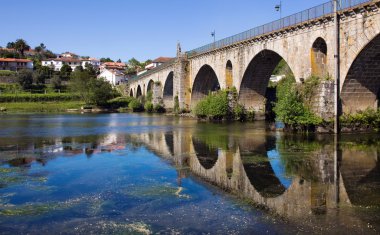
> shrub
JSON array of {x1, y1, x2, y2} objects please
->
[
  {"x1": 233, "y1": 104, "x2": 246, "y2": 121},
  {"x1": 107, "y1": 97, "x2": 133, "y2": 109},
  {"x1": 51, "y1": 75, "x2": 62, "y2": 89},
  {"x1": 17, "y1": 69, "x2": 33, "y2": 89},
  {"x1": 128, "y1": 99, "x2": 143, "y2": 112},
  {"x1": 273, "y1": 75, "x2": 322, "y2": 129},
  {"x1": 146, "y1": 90, "x2": 153, "y2": 102},
  {"x1": 144, "y1": 101, "x2": 154, "y2": 113},
  {"x1": 173, "y1": 95, "x2": 180, "y2": 114},
  {"x1": 194, "y1": 90, "x2": 229, "y2": 120},
  {"x1": 340, "y1": 108, "x2": 380, "y2": 129},
  {"x1": 154, "y1": 104, "x2": 166, "y2": 113},
  {"x1": 0, "y1": 70, "x2": 16, "y2": 76}
]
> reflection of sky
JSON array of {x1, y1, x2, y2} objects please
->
[{"x1": 267, "y1": 149, "x2": 292, "y2": 188}]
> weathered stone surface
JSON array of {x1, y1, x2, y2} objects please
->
[{"x1": 129, "y1": 2, "x2": 380, "y2": 114}]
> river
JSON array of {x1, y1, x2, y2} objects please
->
[{"x1": 0, "y1": 113, "x2": 379, "y2": 234}]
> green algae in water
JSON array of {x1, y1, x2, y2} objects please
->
[{"x1": 125, "y1": 184, "x2": 191, "y2": 199}]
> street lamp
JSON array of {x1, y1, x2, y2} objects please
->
[
  {"x1": 211, "y1": 30, "x2": 216, "y2": 48},
  {"x1": 275, "y1": 1, "x2": 282, "y2": 19}
]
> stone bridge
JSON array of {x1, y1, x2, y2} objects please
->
[{"x1": 128, "y1": 0, "x2": 380, "y2": 115}]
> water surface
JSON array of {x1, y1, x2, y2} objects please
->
[{"x1": 0, "y1": 113, "x2": 379, "y2": 234}]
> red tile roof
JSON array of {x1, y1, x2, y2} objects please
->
[
  {"x1": 153, "y1": 57, "x2": 172, "y2": 63},
  {"x1": 0, "y1": 58, "x2": 32, "y2": 63}
]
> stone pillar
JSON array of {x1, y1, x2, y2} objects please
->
[
  {"x1": 173, "y1": 54, "x2": 189, "y2": 110},
  {"x1": 152, "y1": 83, "x2": 162, "y2": 105},
  {"x1": 311, "y1": 81, "x2": 335, "y2": 120}
]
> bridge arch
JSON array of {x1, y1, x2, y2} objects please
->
[
  {"x1": 341, "y1": 33, "x2": 380, "y2": 112},
  {"x1": 163, "y1": 71, "x2": 174, "y2": 108},
  {"x1": 191, "y1": 64, "x2": 220, "y2": 107},
  {"x1": 239, "y1": 50, "x2": 294, "y2": 116},
  {"x1": 226, "y1": 60, "x2": 233, "y2": 89},
  {"x1": 129, "y1": 88, "x2": 134, "y2": 97},
  {"x1": 147, "y1": 79, "x2": 154, "y2": 94},
  {"x1": 311, "y1": 37, "x2": 328, "y2": 78},
  {"x1": 136, "y1": 85, "x2": 142, "y2": 98}
]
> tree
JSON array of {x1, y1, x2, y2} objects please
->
[
  {"x1": 34, "y1": 43, "x2": 46, "y2": 53},
  {"x1": 84, "y1": 63, "x2": 97, "y2": 77},
  {"x1": 6, "y1": 42, "x2": 15, "y2": 49},
  {"x1": 33, "y1": 69, "x2": 47, "y2": 85},
  {"x1": 117, "y1": 59, "x2": 122, "y2": 63},
  {"x1": 14, "y1": 39, "x2": 30, "y2": 56},
  {"x1": 74, "y1": 65, "x2": 84, "y2": 72},
  {"x1": 88, "y1": 78, "x2": 117, "y2": 106},
  {"x1": 100, "y1": 57, "x2": 114, "y2": 62},
  {"x1": 51, "y1": 75, "x2": 62, "y2": 89},
  {"x1": 70, "y1": 69, "x2": 93, "y2": 103},
  {"x1": 17, "y1": 69, "x2": 33, "y2": 89},
  {"x1": 60, "y1": 64, "x2": 72, "y2": 80}
]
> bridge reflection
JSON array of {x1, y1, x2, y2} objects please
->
[
  {"x1": 1, "y1": 125, "x2": 379, "y2": 228},
  {"x1": 126, "y1": 126, "x2": 380, "y2": 225}
]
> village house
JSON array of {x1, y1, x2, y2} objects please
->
[
  {"x1": 0, "y1": 58, "x2": 33, "y2": 71},
  {"x1": 100, "y1": 62, "x2": 126, "y2": 72},
  {"x1": 41, "y1": 57, "x2": 100, "y2": 71},
  {"x1": 144, "y1": 57, "x2": 172, "y2": 70},
  {"x1": 97, "y1": 69, "x2": 126, "y2": 85}
]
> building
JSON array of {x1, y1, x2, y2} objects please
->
[
  {"x1": 42, "y1": 58, "x2": 82, "y2": 71},
  {"x1": 98, "y1": 69, "x2": 126, "y2": 85},
  {"x1": 81, "y1": 58, "x2": 100, "y2": 69},
  {"x1": 42, "y1": 57, "x2": 100, "y2": 71},
  {"x1": 60, "y1": 52, "x2": 78, "y2": 58},
  {"x1": 145, "y1": 57, "x2": 172, "y2": 70},
  {"x1": 100, "y1": 62, "x2": 126, "y2": 72},
  {"x1": 0, "y1": 58, "x2": 33, "y2": 71}
]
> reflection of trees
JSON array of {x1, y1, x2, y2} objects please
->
[{"x1": 277, "y1": 136, "x2": 331, "y2": 181}]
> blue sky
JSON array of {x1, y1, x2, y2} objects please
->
[{"x1": 2, "y1": 0, "x2": 328, "y2": 61}]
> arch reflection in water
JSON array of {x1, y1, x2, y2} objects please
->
[{"x1": 192, "y1": 137, "x2": 219, "y2": 170}]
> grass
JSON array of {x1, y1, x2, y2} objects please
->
[{"x1": 0, "y1": 101, "x2": 84, "y2": 113}]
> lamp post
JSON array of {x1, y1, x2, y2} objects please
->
[
  {"x1": 333, "y1": 0, "x2": 340, "y2": 134},
  {"x1": 211, "y1": 30, "x2": 216, "y2": 48},
  {"x1": 275, "y1": 1, "x2": 282, "y2": 19}
]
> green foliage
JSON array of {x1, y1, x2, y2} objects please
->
[
  {"x1": 100, "y1": 57, "x2": 114, "y2": 62},
  {"x1": 146, "y1": 90, "x2": 153, "y2": 103},
  {"x1": 173, "y1": 95, "x2": 180, "y2": 114},
  {"x1": 17, "y1": 69, "x2": 33, "y2": 89},
  {"x1": 233, "y1": 104, "x2": 246, "y2": 121},
  {"x1": 0, "y1": 83, "x2": 22, "y2": 93},
  {"x1": 340, "y1": 108, "x2": 380, "y2": 130},
  {"x1": 154, "y1": 104, "x2": 166, "y2": 113},
  {"x1": 194, "y1": 90, "x2": 229, "y2": 120},
  {"x1": 128, "y1": 99, "x2": 144, "y2": 112},
  {"x1": 298, "y1": 75, "x2": 321, "y2": 107},
  {"x1": 0, "y1": 70, "x2": 16, "y2": 76},
  {"x1": 87, "y1": 78, "x2": 118, "y2": 106},
  {"x1": 273, "y1": 75, "x2": 322, "y2": 129},
  {"x1": 69, "y1": 69, "x2": 118, "y2": 106},
  {"x1": 107, "y1": 97, "x2": 133, "y2": 109},
  {"x1": 144, "y1": 101, "x2": 154, "y2": 113},
  {"x1": 51, "y1": 75, "x2": 62, "y2": 89},
  {"x1": 1, "y1": 101, "x2": 83, "y2": 113},
  {"x1": 0, "y1": 93, "x2": 81, "y2": 102},
  {"x1": 13, "y1": 39, "x2": 30, "y2": 55},
  {"x1": 32, "y1": 67, "x2": 51, "y2": 85},
  {"x1": 273, "y1": 59, "x2": 292, "y2": 76},
  {"x1": 60, "y1": 64, "x2": 72, "y2": 80}
]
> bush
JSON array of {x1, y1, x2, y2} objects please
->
[
  {"x1": 0, "y1": 70, "x2": 16, "y2": 76},
  {"x1": 273, "y1": 75, "x2": 322, "y2": 129},
  {"x1": 340, "y1": 108, "x2": 380, "y2": 129},
  {"x1": 194, "y1": 90, "x2": 229, "y2": 120},
  {"x1": 51, "y1": 75, "x2": 62, "y2": 89},
  {"x1": 233, "y1": 104, "x2": 246, "y2": 121},
  {"x1": 154, "y1": 104, "x2": 166, "y2": 113},
  {"x1": 128, "y1": 99, "x2": 144, "y2": 112},
  {"x1": 107, "y1": 97, "x2": 133, "y2": 109},
  {"x1": 174, "y1": 95, "x2": 180, "y2": 114},
  {"x1": 144, "y1": 101, "x2": 154, "y2": 113},
  {"x1": 0, "y1": 83, "x2": 22, "y2": 93},
  {"x1": 17, "y1": 69, "x2": 33, "y2": 89}
]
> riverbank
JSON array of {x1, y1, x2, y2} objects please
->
[{"x1": 0, "y1": 101, "x2": 84, "y2": 113}]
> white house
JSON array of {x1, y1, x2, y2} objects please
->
[
  {"x1": 0, "y1": 58, "x2": 33, "y2": 71},
  {"x1": 81, "y1": 58, "x2": 100, "y2": 69},
  {"x1": 42, "y1": 58, "x2": 82, "y2": 71},
  {"x1": 98, "y1": 69, "x2": 126, "y2": 85},
  {"x1": 42, "y1": 57, "x2": 100, "y2": 71}
]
